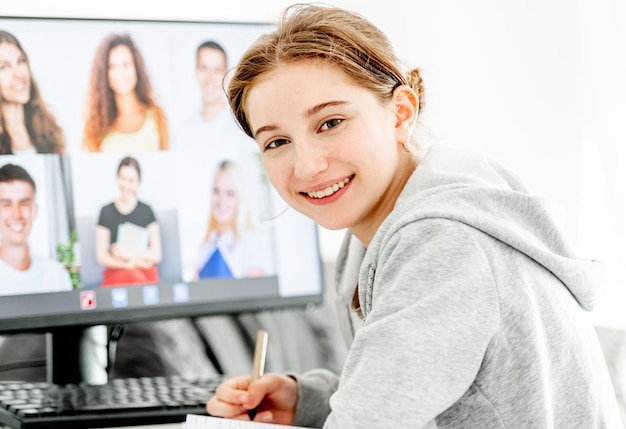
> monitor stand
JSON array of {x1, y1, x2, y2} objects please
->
[{"x1": 46, "y1": 325, "x2": 109, "y2": 385}]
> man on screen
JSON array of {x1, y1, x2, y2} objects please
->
[
  {"x1": 0, "y1": 163, "x2": 72, "y2": 295},
  {"x1": 172, "y1": 40, "x2": 255, "y2": 153}
]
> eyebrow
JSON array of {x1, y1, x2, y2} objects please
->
[
  {"x1": 305, "y1": 100, "x2": 348, "y2": 118},
  {"x1": 252, "y1": 100, "x2": 349, "y2": 139}
]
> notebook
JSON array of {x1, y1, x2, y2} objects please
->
[{"x1": 185, "y1": 414, "x2": 309, "y2": 429}]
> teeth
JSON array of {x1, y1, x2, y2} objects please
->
[{"x1": 307, "y1": 177, "x2": 350, "y2": 199}]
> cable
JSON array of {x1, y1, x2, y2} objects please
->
[{"x1": 106, "y1": 325, "x2": 126, "y2": 375}]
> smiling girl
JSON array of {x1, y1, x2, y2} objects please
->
[{"x1": 206, "y1": 4, "x2": 622, "y2": 428}]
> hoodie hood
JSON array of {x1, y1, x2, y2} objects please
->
[{"x1": 375, "y1": 144, "x2": 606, "y2": 312}]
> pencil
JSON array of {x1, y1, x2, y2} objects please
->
[{"x1": 248, "y1": 329, "x2": 268, "y2": 420}]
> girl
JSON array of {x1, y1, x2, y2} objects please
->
[{"x1": 207, "y1": 4, "x2": 622, "y2": 428}]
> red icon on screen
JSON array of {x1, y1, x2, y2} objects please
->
[{"x1": 80, "y1": 291, "x2": 96, "y2": 310}]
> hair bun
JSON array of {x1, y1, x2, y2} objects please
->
[{"x1": 407, "y1": 68, "x2": 425, "y2": 111}]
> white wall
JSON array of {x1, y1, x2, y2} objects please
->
[{"x1": 3, "y1": 0, "x2": 625, "y2": 327}]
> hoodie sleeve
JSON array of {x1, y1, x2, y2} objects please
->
[
  {"x1": 290, "y1": 369, "x2": 340, "y2": 428},
  {"x1": 323, "y1": 218, "x2": 501, "y2": 428}
]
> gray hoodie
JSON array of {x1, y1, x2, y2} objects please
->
[{"x1": 292, "y1": 144, "x2": 622, "y2": 428}]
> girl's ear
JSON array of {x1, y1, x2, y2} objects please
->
[{"x1": 392, "y1": 85, "x2": 419, "y2": 144}]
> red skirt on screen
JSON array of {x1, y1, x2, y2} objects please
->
[{"x1": 100, "y1": 266, "x2": 159, "y2": 287}]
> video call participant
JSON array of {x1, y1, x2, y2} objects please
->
[
  {"x1": 194, "y1": 159, "x2": 265, "y2": 280},
  {"x1": 0, "y1": 31, "x2": 66, "y2": 155},
  {"x1": 96, "y1": 156, "x2": 162, "y2": 286},
  {"x1": 82, "y1": 33, "x2": 168, "y2": 153},
  {"x1": 206, "y1": 4, "x2": 623, "y2": 428},
  {"x1": 172, "y1": 40, "x2": 254, "y2": 153},
  {"x1": 0, "y1": 163, "x2": 72, "y2": 295}
]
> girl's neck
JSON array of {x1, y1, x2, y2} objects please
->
[{"x1": 350, "y1": 152, "x2": 419, "y2": 247}]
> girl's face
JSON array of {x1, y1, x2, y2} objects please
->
[
  {"x1": 107, "y1": 45, "x2": 137, "y2": 96},
  {"x1": 117, "y1": 165, "x2": 140, "y2": 200},
  {"x1": 211, "y1": 169, "x2": 238, "y2": 226},
  {"x1": 246, "y1": 60, "x2": 417, "y2": 244},
  {"x1": 0, "y1": 42, "x2": 31, "y2": 105}
]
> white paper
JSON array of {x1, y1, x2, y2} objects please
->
[
  {"x1": 185, "y1": 414, "x2": 309, "y2": 429},
  {"x1": 116, "y1": 222, "x2": 149, "y2": 257}
]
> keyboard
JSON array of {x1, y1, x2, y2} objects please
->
[{"x1": 0, "y1": 375, "x2": 224, "y2": 429}]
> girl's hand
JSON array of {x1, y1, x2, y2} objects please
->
[{"x1": 206, "y1": 373, "x2": 298, "y2": 425}]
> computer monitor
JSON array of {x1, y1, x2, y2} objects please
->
[{"x1": 0, "y1": 15, "x2": 324, "y2": 382}]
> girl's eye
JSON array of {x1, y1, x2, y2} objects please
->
[
  {"x1": 320, "y1": 118, "x2": 342, "y2": 132},
  {"x1": 266, "y1": 138, "x2": 289, "y2": 150}
]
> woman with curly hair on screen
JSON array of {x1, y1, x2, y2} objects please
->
[
  {"x1": 82, "y1": 33, "x2": 168, "y2": 153},
  {"x1": 0, "y1": 30, "x2": 65, "y2": 155}
]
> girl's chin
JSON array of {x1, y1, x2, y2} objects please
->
[{"x1": 313, "y1": 216, "x2": 350, "y2": 231}]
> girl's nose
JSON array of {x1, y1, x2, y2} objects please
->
[{"x1": 293, "y1": 138, "x2": 329, "y2": 181}]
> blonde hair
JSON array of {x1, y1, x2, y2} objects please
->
[{"x1": 227, "y1": 3, "x2": 424, "y2": 149}]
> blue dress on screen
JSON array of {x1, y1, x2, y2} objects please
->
[
  {"x1": 195, "y1": 230, "x2": 266, "y2": 280},
  {"x1": 198, "y1": 248, "x2": 233, "y2": 279}
]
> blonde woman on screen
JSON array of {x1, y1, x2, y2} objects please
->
[
  {"x1": 194, "y1": 159, "x2": 264, "y2": 280},
  {"x1": 0, "y1": 31, "x2": 65, "y2": 155},
  {"x1": 83, "y1": 33, "x2": 168, "y2": 153}
]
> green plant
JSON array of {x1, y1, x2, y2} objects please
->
[{"x1": 57, "y1": 230, "x2": 82, "y2": 290}]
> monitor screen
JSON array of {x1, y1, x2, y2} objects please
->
[{"x1": 0, "y1": 16, "x2": 324, "y2": 336}]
